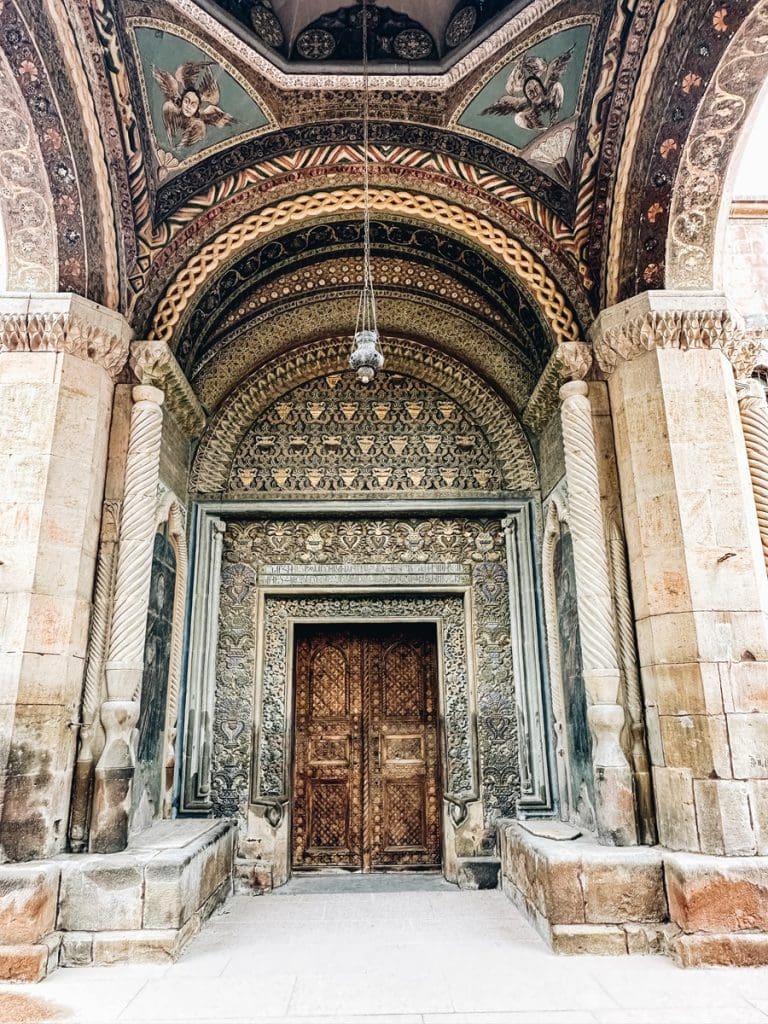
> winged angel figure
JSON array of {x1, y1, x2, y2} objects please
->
[
  {"x1": 152, "y1": 61, "x2": 235, "y2": 150},
  {"x1": 482, "y1": 43, "x2": 575, "y2": 131}
]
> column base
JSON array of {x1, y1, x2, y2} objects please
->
[
  {"x1": 500, "y1": 820, "x2": 768, "y2": 966},
  {"x1": 89, "y1": 765, "x2": 134, "y2": 854}
]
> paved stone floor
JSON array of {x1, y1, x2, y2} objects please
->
[{"x1": 2, "y1": 878, "x2": 768, "y2": 1024}]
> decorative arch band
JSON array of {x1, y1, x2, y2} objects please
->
[{"x1": 149, "y1": 188, "x2": 581, "y2": 350}]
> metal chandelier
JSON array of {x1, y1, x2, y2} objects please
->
[{"x1": 349, "y1": 0, "x2": 384, "y2": 384}]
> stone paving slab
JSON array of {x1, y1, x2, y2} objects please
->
[{"x1": 0, "y1": 889, "x2": 767, "y2": 1023}]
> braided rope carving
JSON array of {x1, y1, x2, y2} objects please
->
[
  {"x1": 608, "y1": 515, "x2": 657, "y2": 844},
  {"x1": 738, "y1": 380, "x2": 768, "y2": 572},
  {"x1": 559, "y1": 383, "x2": 620, "y2": 675},
  {"x1": 149, "y1": 188, "x2": 580, "y2": 349},
  {"x1": 81, "y1": 502, "x2": 120, "y2": 734},
  {"x1": 107, "y1": 388, "x2": 164, "y2": 688}
]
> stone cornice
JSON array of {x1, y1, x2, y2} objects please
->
[
  {"x1": 523, "y1": 342, "x2": 592, "y2": 435},
  {"x1": 130, "y1": 340, "x2": 206, "y2": 438},
  {"x1": 590, "y1": 291, "x2": 757, "y2": 378},
  {"x1": 0, "y1": 293, "x2": 131, "y2": 378}
]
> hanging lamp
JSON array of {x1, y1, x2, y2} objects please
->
[{"x1": 349, "y1": 0, "x2": 384, "y2": 384}]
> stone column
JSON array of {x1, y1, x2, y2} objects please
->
[
  {"x1": 559, "y1": 373, "x2": 638, "y2": 846},
  {"x1": 593, "y1": 291, "x2": 768, "y2": 855},
  {"x1": 0, "y1": 294, "x2": 130, "y2": 861},
  {"x1": 736, "y1": 378, "x2": 768, "y2": 573},
  {"x1": 89, "y1": 385, "x2": 164, "y2": 853}
]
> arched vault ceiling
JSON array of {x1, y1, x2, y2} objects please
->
[
  {"x1": 176, "y1": 219, "x2": 553, "y2": 374},
  {"x1": 132, "y1": 165, "x2": 592, "y2": 332},
  {"x1": 191, "y1": 297, "x2": 536, "y2": 414},
  {"x1": 147, "y1": 186, "x2": 585, "y2": 353}
]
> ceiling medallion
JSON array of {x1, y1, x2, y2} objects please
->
[{"x1": 349, "y1": 0, "x2": 384, "y2": 385}]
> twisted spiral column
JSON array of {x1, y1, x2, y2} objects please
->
[
  {"x1": 738, "y1": 379, "x2": 768, "y2": 573},
  {"x1": 68, "y1": 504, "x2": 119, "y2": 851},
  {"x1": 559, "y1": 381, "x2": 637, "y2": 845},
  {"x1": 91, "y1": 385, "x2": 165, "y2": 853}
]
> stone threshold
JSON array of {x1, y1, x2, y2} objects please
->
[
  {"x1": 500, "y1": 820, "x2": 768, "y2": 967},
  {"x1": 0, "y1": 819, "x2": 236, "y2": 982}
]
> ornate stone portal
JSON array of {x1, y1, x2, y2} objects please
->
[{"x1": 181, "y1": 507, "x2": 552, "y2": 885}]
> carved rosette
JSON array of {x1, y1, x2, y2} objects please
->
[
  {"x1": 737, "y1": 379, "x2": 768, "y2": 573},
  {"x1": 592, "y1": 299, "x2": 753, "y2": 378},
  {"x1": 131, "y1": 339, "x2": 206, "y2": 438},
  {"x1": 0, "y1": 296, "x2": 131, "y2": 378}
]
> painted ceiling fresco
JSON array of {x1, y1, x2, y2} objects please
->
[
  {"x1": 133, "y1": 25, "x2": 270, "y2": 175},
  {"x1": 205, "y1": 0, "x2": 530, "y2": 68},
  {"x1": 456, "y1": 22, "x2": 593, "y2": 187}
]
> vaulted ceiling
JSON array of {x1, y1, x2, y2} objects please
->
[
  {"x1": 201, "y1": 0, "x2": 529, "y2": 70},
  {"x1": 1, "y1": 0, "x2": 765, "y2": 423}
]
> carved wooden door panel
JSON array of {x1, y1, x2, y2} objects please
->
[
  {"x1": 292, "y1": 628, "x2": 363, "y2": 868},
  {"x1": 366, "y1": 628, "x2": 442, "y2": 868},
  {"x1": 292, "y1": 624, "x2": 441, "y2": 871}
]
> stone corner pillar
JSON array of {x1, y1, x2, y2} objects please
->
[
  {"x1": 557, "y1": 365, "x2": 638, "y2": 847},
  {"x1": 0, "y1": 292, "x2": 131, "y2": 862},
  {"x1": 591, "y1": 289, "x2": 768, "y2": 856},
  {"x1": 90, "y1": 384, "x2": 165, "y2": 854}
]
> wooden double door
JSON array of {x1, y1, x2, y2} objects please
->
[{"x1": 292, "y1": 623, "x2": 442, "y2": 871}]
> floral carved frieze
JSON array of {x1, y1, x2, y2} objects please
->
[
  {"x1": 0, "y1": 294, "x2": 131, "y2": 378},
  {"x1": 591, "y1": 293, "x2": 756, "y2": 378},
  {"x1": 212, "y1": 517, "x2": 520, "y2": 836},
  {"x1": 229, "y1": 370, "x2": 504, "y2": 495},
  {"x1": 131, "y1": 339, "x2": 206, "y2": 438}
]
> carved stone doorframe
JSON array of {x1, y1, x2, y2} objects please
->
[
  {"x1": 179, "y1": 498, "x2": 554, "y2": 885},
  {"x1": 255, "y1": 597, "x2": 474, "y2": 885}
]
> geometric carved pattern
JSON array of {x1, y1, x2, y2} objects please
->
[
  {"x1": 310, "y1": 645, "x2": 349, "y2": 718},
  {"x1": 384, "y1": 782, "x2": 425, "y2": 850},
  {"x1": 230, "y1": 371, "x2": 504, "y2": 495},
  {"x1": 192, "y1": 337, "x2": 538, "y2": 494},
  {"x1": 383, "y1": 644, "x2": 423, "y2": 717},
  {"x1": 149, "y1": 188, "x2": 580, "y2": 349}
]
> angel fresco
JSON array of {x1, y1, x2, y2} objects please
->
[
  {"x1": 481, "y1": 43, "x2": 575, "y2": 131},
  {"x1": 152, "y1": 61, "x2": 235, "y2": 149}
]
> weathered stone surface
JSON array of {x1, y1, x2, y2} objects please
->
[
  {"x1": 0, "y1": 943, "x2": 51, "y2": 982},
  {"x1": 665, "y1": 851, "x2": 768, "y2": 933},
  {"x1": 670, "y1": 931, "x2": 768, "y2": 967},
  {"x1": 581, "y1": 848, "x2": 666, "y2": 924},
  {"x1": 693, "y1": 779, "x2": 757, "y2": 856},
  {"x1": 59, "y1": 933, "x2": 93, "y2": 967},
  {"x1": 457, "y1": 857, "x2": 500, "y2": 890},
  {"x1": 57, "y1": 856, "x2": 143, "y2": 931},
  {"x1": 235, "y1": 860, "x2": 273, "y2": 894},
  {"x1": 550, "y1": 924, "x2": 628, "y2": 955},
  {"x1": 0, "y1": 862, "x2": 59, "y2": 943}
]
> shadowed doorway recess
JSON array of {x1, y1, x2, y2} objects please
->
[{"x1": 292, "y1": 623, "x2": 442, "y2": 871}]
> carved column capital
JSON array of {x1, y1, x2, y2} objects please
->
[
  {"x1": 523, "y1": 341, "x2": 593, "y2": 435},
  {"x1": 590, "y1": 291, "x2": 755, "y2": 378},
  {"x1": 0, "y1": 293, "x2": 131, "y2": 378},
  {"x1": 131, "y1": 339, "x2": 206, "y2": 438}
]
